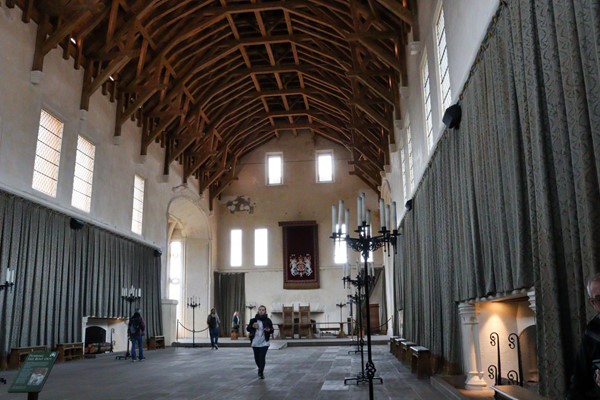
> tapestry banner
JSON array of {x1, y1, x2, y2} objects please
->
[{"x1": 279, "y1": 221, "x2": 319, "y2": 289}]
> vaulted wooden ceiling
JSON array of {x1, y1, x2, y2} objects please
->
[{"x1": 8, "y1": 0, "x2": 416, "y2": 203}]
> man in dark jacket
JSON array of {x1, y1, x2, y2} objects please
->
[
  {"x1": 247, "y1": 305, "x2": 274, "y2": 379},
  {"x1": 568, "y1": 274, "x2": 600, "y2": 399}
]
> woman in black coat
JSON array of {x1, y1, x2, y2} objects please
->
[{"x1": 247, "y1": 305, "x2": 274, "y2": 379}]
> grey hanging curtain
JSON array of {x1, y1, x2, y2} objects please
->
[
  {"x1": 0, "y1": 190, "x2": 162, "y2": 368},
  {"x1": 214, "y1": 272, "x2": 245, "y2": 335},
  {"x1": 395, "y1": 0, "x2": 600, "y2": 397}
]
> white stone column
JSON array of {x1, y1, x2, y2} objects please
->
[
  {"x1": 458, "y1": 302, "x2": 488, "y2": 390},
  {"x1": 527, "y1": 288, "x2": 536, "y2": 316},
  {"x1": 161, "y1": 299, "x2": 178, "y2": 346}
]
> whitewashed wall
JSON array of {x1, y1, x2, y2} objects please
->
[
  {"x1": 0, "y1": 6, "x2": 211, "y2": 306},
  {"x1": 217, "y1": 133, "x2": 385, "y2": 328}
]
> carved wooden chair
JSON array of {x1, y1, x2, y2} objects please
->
[
  {"x1": 298, "y1": 305, "x2": 312, "y2": 338},
  {"x1": 280, "y1": 306, "x2": 294, "y2": 338}
]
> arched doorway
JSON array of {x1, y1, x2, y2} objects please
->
[{"x1": 167, "y1": 195, "x2": 212, "y2": 341}]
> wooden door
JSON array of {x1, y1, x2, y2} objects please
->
[{"x1": 369, "y1": 304, "x2": 380, "y2": 334}]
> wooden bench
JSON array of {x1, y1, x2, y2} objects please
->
[
  {"x1": 147, "y1": 336, "x2": 165, "y2": 350},
  {"x1": 56, "y1": 342, "x2": 84, "y2": 363},
  {"x1": 8, "y1": 345, "x2": 48, "y2": 369},
  {"x1": 390, "y1": 337, "x2": 406, "y2": 359},
  {"x1": 492, "y1": 385, "x2": 548, "y2": 400},
  {"x1": 410, "y1": 346, "x2": 431, "y2": 379},
  {"x1": 399, "y1": 341, "x2": 416, "y2": 365}
]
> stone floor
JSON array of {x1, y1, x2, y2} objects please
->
[{"x1": 0, "y1": 341, "x2": 450, "y2": 400}]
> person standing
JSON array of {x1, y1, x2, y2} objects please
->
[
  {"x1": 207, "y1": 308, "x2": 221, "y2": 349},
  {"x1": 231, "y1": 311, "x2": 240, "y2": 339},
  {"x1": 128, "y1": 309, "x2": 146, "y2": 362},
  {"x1": 247, "y1": 305, "x2": 273, "y2": 379},
  {"x1": 568, "y1": 273, "x2": 600, "y2": 399}
]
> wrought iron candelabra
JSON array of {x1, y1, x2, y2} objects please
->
[
  {"x1": 1, "y1": 268, "x2": 15, "y2": 384},
  {"x1": 187, "y1": 297, "x2": 200, "y2": 347},
  {"x1": 116, "y1": 286, "x2": 141, "y2": 360},
  {"x1": 331, "y1": 194, "x2": 398, "y2": 400},
  {"x1": 245, "y1": 303, "x2": 256, "y2": 338},
  {"x1": 0, "y1": 268, "x2": 15, "y2": 291},
  {"x1": 335, "y1": 301, "x2": 347, "y2": 338}
]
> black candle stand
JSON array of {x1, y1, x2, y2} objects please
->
[
  {"x1": 333, "y1": 222, "x2": 398, "y2": 400},
  {"x1": 116, "y1": 287, "x2": 141, "y2": 360},
  {"x1": 1, "y1": 269, "x2": 15, "y2": 384},
  {"x1": 187, "y1": 299, "x2": 200, "y2": 347}
]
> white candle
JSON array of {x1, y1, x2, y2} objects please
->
[
  {"x1": 357, "y1": 196, "x2": 362, "y2": 226},
  {"x1": 338, "y1": 200, "x2": 344, "y2": 232},
  {"x1": 138, "y1": 288, "x2": 142, "y2": 297},
  {"x1": 344, "y1": 208, "x2": 349, "y2": 232},
  {"x1": 379, "y1": 199, "x2": 385, "y2": 230},
  {"x1": 366, "y1": 209, "x2": 371, "y2": 226},
  {"x1": 361, "y1": 193, "x2": 366, "y2": 223},
  {"x1": 391, "y1": 201, "x2": 397, "y2": 231},
  {"x1": 331, "y1": 205, "x2": 337, "y2": 234},
  {"x1": 385, "y1": 204, "x2": 390, "y2": 231}
]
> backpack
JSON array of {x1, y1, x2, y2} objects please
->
[{"x1": 129, "y1": 317, "x2": 141, "y2": 335}]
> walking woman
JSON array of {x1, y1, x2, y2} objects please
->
[
  {"x1": 247, "y1": 305, "x2": 273, "y2": 379},
  {"x1": 207, "y1": 308, "x2": 221, "y2": 349}
]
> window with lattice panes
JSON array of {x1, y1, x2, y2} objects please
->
[
  {"x1": 400, "y1": 145, "x2": 408, "y2": 202},
  {"x1": 32, "y1": 110, "x2": 63, "y2": 197},
  {"x1": 407, "y1": 123, "x2": 415, "y2": 191},
  {"x1": 422, "y1": 56, "x2": 434, "y2": 152},
  {"x1": 71, "y1": 135, "x2": 95, "y2": 212},
  {"x1": 131, "y1": 175, "x2": 145, "y2": 235},
  {"x1": 435, "y1": 6, "x2": 452, "y2": 113}
]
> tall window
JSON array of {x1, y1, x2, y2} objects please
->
[
  {"x1": 32, "y1": 109, "x2": 63, "y2": 197},
  {"x1": 422, "y1": 56, "x2": 434, "y2": 152},
  {"x1": 407, "y1": 123, "x2": 415, "y2": 191},
  {"x1": 435, "y1": 7, "x2": 452, "y2": 113},
  {"x1": 168, "y1": 240, "x2": 183, "y2": 323},
  {"x1": 231, "y1": 229, "x2": 242, "y2": 266},
  {"x1": 254, "y1": 228, "x2": 268, "y2": 266},
  {"x1": 131, "y1": 174, "x2": 145, "y2": 235},
  {"x1": 71, "y1": 135, "x2": 95, "y2": 212},
  {"x1": 316, "y1": 150, "x2": 333, "y2": 182},
  {"x1": 334, "y1": 223, "x2": 347, "y2": 264},
  {"x1": 400, "y1": 145, "x2": 408, "y2": 202},
  {"x1": 266, "y1": 153, "x2": 283, "y2": 185}
]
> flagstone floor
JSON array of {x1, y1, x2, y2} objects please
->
[{"x1": 0, "y1": 342, "x2": 451, "y2": 400}]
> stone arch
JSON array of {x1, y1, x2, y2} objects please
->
[{"x1": 166, "y1": 194, "x2": 212, "y2": 341}]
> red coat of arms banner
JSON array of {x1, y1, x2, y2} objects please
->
[{"x1": 279, "y1": 220, "x2": 319, "y2": 289}]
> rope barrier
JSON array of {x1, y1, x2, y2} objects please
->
[{"x1": 177, "y1": 320, "x2": 209, "y2": 334}]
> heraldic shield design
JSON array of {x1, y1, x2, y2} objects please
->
[{"x1": 289, "y1": 254, "x2": 313, "y2": 277}]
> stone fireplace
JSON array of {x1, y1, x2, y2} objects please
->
[
  {"x1": 83, "y1": 317, "x2": 128, "y2": 353},
  {"x1": 459, "y1": 287, "x2": 538, "y2": 390}
]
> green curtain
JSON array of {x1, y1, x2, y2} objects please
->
[
  {"x1": 395, "y1": 0, "x2": 600, "y2": 397},
  {"x1": 214, "y1": 272, "x2": 245, "y2": 335},
  {"x1": 0, "y1": 190, "x2": 163, "y2": 367}
]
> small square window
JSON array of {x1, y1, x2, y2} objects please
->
[
  {"x1": 266, "y1": 153, "x2": 283, "y2": 185},
  {"x1": 316, "y1": 151, "x2": 334, "y2": 182},
  {"x1": 231, "y1": 229, "x2": 242, "y2": 267},
  {"x1": 254, "y1": 228, "x2": 268, "y2": 266}
]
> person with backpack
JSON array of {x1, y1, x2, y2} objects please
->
[
  {"x1": 207, "y1": 308, "x2": 221, "y2": 349},
  {"x1": 128, "y1": 309, "x2": 146, "y2": 362}
]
